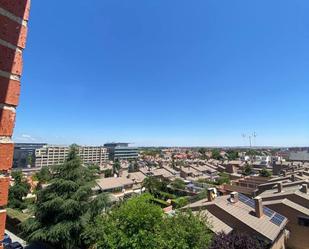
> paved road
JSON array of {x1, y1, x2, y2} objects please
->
[{"x1": 5, "y1": 229, "x2": 27, "y2": 247}]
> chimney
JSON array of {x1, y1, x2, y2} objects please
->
[
  {"x1": 254, "y1": 197, "x2": 263, "y2": 218},
  {"x1": 300, "y1": 184, "x2": 308, "y2": 194},
  {"x1": 230, "y1": 192, "x2": 239, "y2": 203},
  {"x1": 291, "y1": 174, "x2": 296, "y2": 182},
  {"x1": 277, "y1": 182, "x2": 283, "y2": 193},
  {"x1": 207, "y1": 188, "x2": 216, "y2": 202}
]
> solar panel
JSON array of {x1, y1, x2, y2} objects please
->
[
  {"x1": 239, "y1": 193, "x2": 248, "y2": 203},
  {"x1": 238, "y1": 194, "x2": 286, "y2": 226},
  {"x1": 263, "y1": 207, "x2": 275, "y2": 217},
  {"x1": 246, "y1": 199, "x2": 255, "y2": 208},
  {"x1": 270, "y1": 213, "x2": 286, "y2": 226},
  {"x1": 239, "y1": 194, "x2": 255, "y2": 208}
]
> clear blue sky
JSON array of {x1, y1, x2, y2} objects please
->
[{"x1": 14, "y1": 0, "x2": 309, "y2": 147}]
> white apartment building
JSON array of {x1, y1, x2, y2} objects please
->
[{"x1": 35, "y1": 145, "x2": 108, "y2": 168}]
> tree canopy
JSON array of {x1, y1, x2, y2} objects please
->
[
  {"x1": 226, "y1": 150, "x2": 239, "y2": 160},
  {"x1": 9, "y1": 170, "x2": 31, "y2": 210},
  {"x1": 82, "y1": 194, "x2": 213, "y2": 249},
  {"x1": 211, "y1": 149, "x2": 222, "y2": 160},
  {"x1": 22, "y1": 145, "x2": 110, "y2": 249},
  {"x1": 242, "y1": 164, "x2": 253, "y2": 176},
  {"x1": 259, "y1": 167, "x2": 272, "y2": 177},
  {"x1": 170, "y1": 178, "x2": 186, "y2": 190}
]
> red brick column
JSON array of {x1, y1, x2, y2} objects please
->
[{"x1": 0, "y1": 0, "x2": 31, "y2": 246}]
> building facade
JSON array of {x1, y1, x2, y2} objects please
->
[
  {"x1": 0, "y1": 1, "x2": 31, "y2": 247},
  {"x1": 35, "y1": 145, "x2": 108, "y2": 168},
  {"x1": 104, "y1": 143, "x2": 139, "y2": 160},
  {"x1": 13, "y1": 143, "x2": 46, "y2": 168}
]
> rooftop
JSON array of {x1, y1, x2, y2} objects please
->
[
  {"x1": 184, "y1": 194, "x2": 287, "y2": 242},
  {"x1": 96, "y1": 177, "x2": 134, "y2": 191}
]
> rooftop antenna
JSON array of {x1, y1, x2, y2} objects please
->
[
  {"x1": 252, "y1": 132, "x2": 257, "y2": 147},
  {"x1": 241, "y1": 134, "x2": 246, "y2": 147}
]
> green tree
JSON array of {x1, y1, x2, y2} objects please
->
[
  {"x1": 34, "y1": 166, "x2": 52, "y2": 183},
  {"x1": 216, "y1": 172, "x2": 230, "y2": 185},
  {"x1": 226, "y1": 150, "x2": 239, "y2": 160},
  {"x1": 142, "y1": 177, "x2": 168, "y2": 197},
  {"x1": 83, "y1": 194, "x2": 212, "y2": 249},
  {"x1": 103, "y1": 168, "x2": 113, "y2": 177},
  {"x1": 170, "y1": 178, "x2": 186, "y2": 190},
  {"x1": 198, "y1": 148, "x2": 208, "y2": 160},
  {"x1": 157, "y1": 211, "x2": 212, "y2": 249},
  {"x1": 27, "y1": 154, "x2": 33, "y2": 167},
  {"x1": 113, "y1": 159, "x2": 121, "y2": 176},
  {"x1": 242, "y1": 164, "x2": 253, "y2": 176},
  {"x1": 8, "y1": 170, "x2": 31, "y2": 210},
  {"x1": 22, "y1": 145, "x2": 110, "y2": 249},
  {"x1": 83, "y1": 194, "x2": 162, "y2": 249},
  {"x1": 128, "y1": 161, "x2": 139, "y2": 173},
  {"x1": 259, "y1": 167, "x2": 272, "y2": 177},
  {"x1": 211, "y1": 149, "x2": 222, "y2": 160}
]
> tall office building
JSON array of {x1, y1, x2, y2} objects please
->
[
  {"x1": 35, "y1": 145, "x2": 108, "y2": 168},
  {"x1": 13, "y1": 143, "x2": 46, "y2": 168},
  {"x1": 104, "y1": 143, "x2": 139, "y2": 160}
]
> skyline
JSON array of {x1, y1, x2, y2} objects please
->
[{"x1": 13, "y1": 0, "x2": 309, "y2": 147}]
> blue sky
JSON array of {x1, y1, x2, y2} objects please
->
[{"x1": 14, "y1": 0, "x2": 309, "y2": 147}]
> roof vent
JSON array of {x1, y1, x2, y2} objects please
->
[
  {"x1": 207, "y1": 188, "x2": 217, "y2": 202},
  {"x1": 300, "y1": 184, "x2": 308, "y2": 194},
  {"x1": 277, "y1": 182, "x2": 283, "y2": 193},
  {"x1": 230, "y1": 192, "x2": 239, "y2": 203}
]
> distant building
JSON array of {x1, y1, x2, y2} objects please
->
[
  {"x1": 289, "y1": 151, "x2": 309, "y2": 162},
  {"x1": 13, "y1": 143, "x2": 47, "y2": 168},
  {"x1": 35, "y1": 145, "x2": 108, "y2": 168},
  {"x1": 104, "y1": 143, "x2": 139, "y2": 160}
]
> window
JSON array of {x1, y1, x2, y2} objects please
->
[{"x1": 298, "y1": 217, "x2": 309, "y2": 227}]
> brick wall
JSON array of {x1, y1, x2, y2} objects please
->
[{"x1": 0, "y1": 0, "x2": 31, "y2": 246}]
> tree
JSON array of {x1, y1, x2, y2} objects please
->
[
  {"x1": 113, "y1": 159, "x2": 121, "y2": 176},
  {"x1": 157, "y1": 211, "x2": 212, "y2": 249},
  {"x1": 242, "y1": 164, "x2": 253, "y2": 176},
  {"x1": 170, "y1": 178, "x2": 186, "y2": 190},
  {"x1": 259, "y1": 167, "x2": 272, "y2": 177},
  {"x1": 198, "y1": 148, "x2": 207, "y2": 155},
  {"x1": 128, "y1": 161, "x2": 139, "y2": 173},
  {"x1": 82, "y1": 194, "x2": 213, "y2": 249},
  {"x1": 142, "y1": 177, "x2": 168, "y2": 197},
  {"x1": 34, "y1": 166, "x2": 52, "y2": 184},
  {"x1": 8, "y1": 170, "x2": 31, "y2": 210},
  {"x1": 209, "y1": 231, "x2": 268, "y2": 249},
  {"x1": 22, "y1": 145, "x2": 110, "y2": 249},
  {"x1": 226, "y1": 150, "x2": 239, "y2": 160},
  {"x1": 211, "y1": 149, "x2": 222, "y2": 160},
  {"x1": 216, "y1": 172, "x2": 230, "y2": 185},
  {"x1": 198, "y1": 148, "x2": 208, "y2": 160},
  {"x1": 103, "y1": 168, "x2": 113, "y2": 178},
  {"x1": 83, "y1": 194, "x2": 162, "y2": 249},
  {"x1": 27, "y1": 154, "x2": 33, "y2": 167}
]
